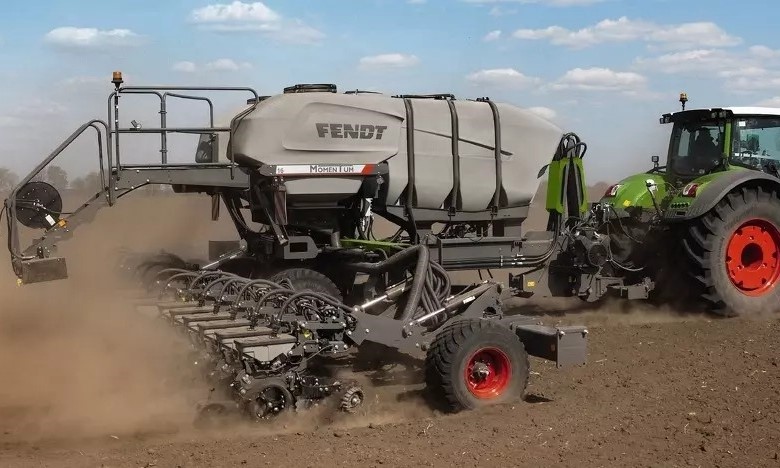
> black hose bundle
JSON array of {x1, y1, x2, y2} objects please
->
[
  {"x1": 235, "y1": 279, "x2": 290, "y2": 304},
  {"x1": 149, "y1": 245, "x2": 452, "y2": 330},
  {"x1": 344, "y1": 245, "x2": 450, "y2": 321}
]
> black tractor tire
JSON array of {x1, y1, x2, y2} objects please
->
[
  {"x1": 683, "y1": 186, "x2": 780, "y2": 317},
  {"x1": 269, "y1": 268, "x2": 343, "y2": 302},
  {"x1": 424, "y1": 318, "x2": 529, "y2": 412}
]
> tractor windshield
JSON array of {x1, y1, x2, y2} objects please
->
[
  {"x1": 668, "y1": 121, "x2": 725, "y2": 177},
  {"x1": 729, "y1": 117, "x2": 780, "y2": 174}
]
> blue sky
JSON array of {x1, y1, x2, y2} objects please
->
[{"x1": 1, "y1": 0, "x2": 780, "y2": 184}]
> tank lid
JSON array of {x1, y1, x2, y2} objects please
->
[
  {"x1": 392, "y1": 93, "x2": 455, "y2": 100},
  {"x1": 246, "y1": 96, "x2": 272, "y2": 104},
  {"x1": 344, "y1": 90, "x2": 382, "y2": 95},
  {"x1": 283, "y1": 83, "x2": 337, "y2": 94}
]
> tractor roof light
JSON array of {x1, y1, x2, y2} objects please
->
[{"x1": 682, "y1": 183, "x2": 699, "y2": 197}]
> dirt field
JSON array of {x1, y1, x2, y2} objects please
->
[{"x1": 0, "y1": 195, "x2": 778, "y2": 468}]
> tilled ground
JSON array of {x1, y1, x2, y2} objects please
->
[{"x1": 0, "y1": 296, "x2": 777, "y2": 468}]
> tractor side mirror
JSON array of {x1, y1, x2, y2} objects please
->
[{"x1": 651, "y1": 155, "x2": 660, "y2": 167}]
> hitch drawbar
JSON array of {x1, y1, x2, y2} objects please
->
[{"x1": 508, "y1": 321, "x2": 588, "y2": 368}]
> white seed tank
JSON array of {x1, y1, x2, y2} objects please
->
[{"x1": 203, "y1": 88, "x2": 564, "y2": 214}]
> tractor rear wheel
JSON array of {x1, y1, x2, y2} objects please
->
[
  {"x1": 683, "y1": 186, "x2": 780, "y2": 316},
  {"x1": 424, "y1": 318, "x2": 529, "y2": 412}
]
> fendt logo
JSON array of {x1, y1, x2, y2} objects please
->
[{"x1": 316, "y1": 123, "x2": 388, "y2": 140}]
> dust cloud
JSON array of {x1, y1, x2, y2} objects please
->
[
  {"x1": 0, "y1": 194, "x2": 232, "y2": 442},
  {"x1": 0, "y1": 193, "x2": 439, "y2": 444}
]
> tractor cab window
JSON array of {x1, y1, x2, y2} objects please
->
[
  {"x1": 669, "y1": 122, "x2": 724, "y2": 176},
  {"x1": 729, "y1": 117, "x2": 780, "y2": 174}
]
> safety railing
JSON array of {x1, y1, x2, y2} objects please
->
[
  {"x1": 6, "y1": 120, "x2": 110, "y2": 261},
  {"x1": 107, "y1": 72, "x2": 261, "y2": 181},
  {"x1": 5, "y1": 72, "x2": 262, "y2": 264}
]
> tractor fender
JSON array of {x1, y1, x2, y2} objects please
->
[{"x1": 680, "y1": 170, "x2": 780, "y2": 220}]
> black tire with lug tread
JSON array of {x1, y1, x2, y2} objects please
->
[
  {"x1": 246, "y1": 378, "x2": 294, "y2": 421},
  {"x1": 683, "y1": 185, "x2": 780, "y2": 317},
  {"x1": 424, "y1": 318, "x2": 529, "y2": 412},
  {"x1": 269, "y1": 268, "x2": 343, "y2": 302}
]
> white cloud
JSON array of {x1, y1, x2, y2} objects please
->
[
  {"x1": 646, "y1": 22, "x2": 741, "y2": 50},
  {"x1": 756, "y1": 97, "x2": 780, "y2": 107},
  {"x1": 189, "y1": 1, "x2": 324, "y2": 44},
  {"x1": 487, "y1": 6, "x2": 519, "y2": 15},
  {"x1": 466, "y1": 68, "x2": 541, "y2": 88},
  {"x1": 513, "y1": 17, "x2": 652, "y2": 48},
  {"x1": 205, "y1": 58, "x2": 252, "y2": 71},
  {"x1": 264, "y1": 20, "x2": 324, "y2": 44},
  {"x1": 172, "y1": 61, "x2": 197, "y2": 73},
  {"x1": 483, "y1": 30, "x2": 502, "y2": 42},
  {"x1": 550, "y1": 67, "x2": 647, "y2": 93},
  {"x1": 634, "y1": 47, "x2": 780, "y2": 94},
  {"x1": 407, "y1": 0, "x2": 427, "y2": 3},
  {"x1": 723, "y1": 70, "x2": 780, "y2": 92},
  {"x1": 44, "y1": 27, "x2": 143, "y2": 49},
  {"x1": 634, "y1": 49, "x2": 737, "y2": 74},
  {"x1": 527, "y1": 106, "x2": 557, "y2": 121},
  {"x1": 359, "y1": 53, "x2": 420, "y2": 70},
  {"x1": 171, "y1": 59, "x2": 251, "y2": 72},
  {"x1": 512, "y1": 17, "x2": 740, "y2": 50},
  {"x1": 750, "y1": 45, "x2": 780, "y2": 59},
  {"x1": 719, "y1": 67, "x2": 768, "y2": 79},
  {"x1": 191, "y1": 1, "x2": 280, "y2": 23}
]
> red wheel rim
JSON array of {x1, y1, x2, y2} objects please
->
[
  {"x1": 464, "y1": 347, "x2": 511, "y2": 399},
  {"x1": 725, "y1": 219, "x2": 780, "y2": 296}
]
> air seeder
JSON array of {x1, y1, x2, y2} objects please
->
[
  {"x1": 4, "y1": 72, "x2": 597, "y2": 416},
  {"x1": 7, "y1": 74, "x2": 773, "y2": 418}
]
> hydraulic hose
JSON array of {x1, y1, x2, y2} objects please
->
[
  {"x1": 278, "y1": 291, "x2": 352, "y2": 320},
  {"x1": 344, "y1": 243, "x2": 426, "y2": 274},
  {"x1": 235, "y1": 279, "x2": 286, "y2": 304},
  {"x1": 191, "y1": 271, "x2": 236, "y2": 291},
  {"x1": 436, "y1": 248, "x2": 557, "y2": 270},
  {"x1": 147, "y1": 268, "x2": 193, "y2": 288},
  {"x1": 161, "y1": 271, "x2": 203, "y2": 293},
  {"x1": 256, "y1": 288, "x2": 296, "y2": 308},
  {"x1": 345, "y1": 245, "x2": 433, "y2": 322},
  {"x1": 214, "y1": 276, "x2": 251, "y2": 301},
  {"x1": 192, "y1": 272, "x2": 239, "y2": 302}
]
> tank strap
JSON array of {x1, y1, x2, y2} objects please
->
[
  {"x1": 403, "y1": 98, "x2": 416, "y2": 208},
  {"x1": 480, "y1": 98, "x2": 504, "y2": 212},
  {"x1": 446, "y1": 99, "x2": 461, "y2": 212}
]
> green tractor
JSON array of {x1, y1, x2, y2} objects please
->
[{"x1": 600, "y1": 93, "x2": 780, "y2": 316}]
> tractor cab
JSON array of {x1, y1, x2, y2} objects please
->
[
  {"x1": 600, "y1": 97, "x2": 780, "y2": 225},
  {"x1": 660, "y1": 105, "x2": 780, "y2": 180}
]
